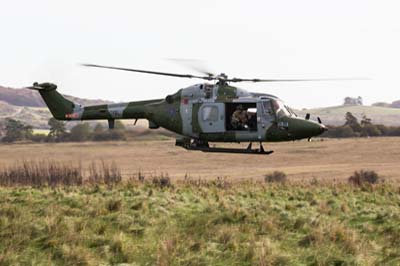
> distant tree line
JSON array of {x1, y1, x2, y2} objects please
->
[
  {"x1": 343, "y1": 96, "x2": 363, "y2": 106},
  {"x1": 0, "y1": 118, "x2": 127, "y2": 143},
  {"x1": 372, "y1": 100, "x2": 400, "y2": 108},
  {"x1": 322, "y1": 112, "x2": 400, "y2": 138},
  {"x1": 1, "y1": 112, "x2": 400, "y2": 143}
]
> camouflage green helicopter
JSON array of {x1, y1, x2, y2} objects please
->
[{"x1": 28, "y1": 64, "x2": 332, "y2": 155}]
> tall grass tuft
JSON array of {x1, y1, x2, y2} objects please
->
[
  {"x1": 265, "y1": 171, "x2": 287, "y2": 183},
  {"x1": 87, "y1": 160, "x2": 122, "y2": 186},
  {"x1": 0, "y1": 160, "x2": 83, "y2": 187},
  {"x1": 102, "y1": 160, "x2": 122, "y2": 186},
  {"x1": 0, "y1": 160, "x2": 122, "y2": 187}
]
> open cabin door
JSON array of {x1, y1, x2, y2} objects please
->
[{"x1": 192, "y1": 103, "x2": 225, "y2": 133}]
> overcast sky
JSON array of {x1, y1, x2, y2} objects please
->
[{"x1": 1, "y1": 0, "x2": 399, "y2": 108}]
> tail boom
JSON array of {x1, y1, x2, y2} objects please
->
[{"x1": 30, "y1": 82, "x2": 160, "y2": 122}]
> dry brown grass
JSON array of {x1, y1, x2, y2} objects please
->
[
  {"x1": 0, "y1": 160, "x2": 123, "y2": 187},
  {"x1": 0, "y1": 137, "x2": 399, "y2": 181}
]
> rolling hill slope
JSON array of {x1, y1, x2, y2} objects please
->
[
  {"x1": 297, "y1": 105, "x2": 400, "y2": 126},
  {"x1": 0, "y1": 85, "x2": 114, "y2": 128},
  {"x1": 0, "y1": 85, "x2": 112, "y2": 107}
]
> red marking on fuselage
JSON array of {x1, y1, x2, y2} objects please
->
[{"x1": 65, "y1": 113, "x2": 79, "y2": 119}]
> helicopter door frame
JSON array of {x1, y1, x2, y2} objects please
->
[
  {"x1": 195, "y1": 103, "x2": 225, "y2": 133},
  {"x1": 257, "y1": 99, "x2": 275, "y2": 133}
]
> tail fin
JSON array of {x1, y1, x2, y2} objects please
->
[{"x1": 29, "y1": 82, "x2": 76, "y2": 120}]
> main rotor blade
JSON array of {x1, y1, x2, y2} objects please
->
[
  {"x1": 166, "y1": 58, "x2": 215, "y2": 77},
  {"x1": 227, "y1": 77, "x2": 369, "y2": 83},
  {"x1": 82, "y1": 64, "x2": 213, "y2": 80}
]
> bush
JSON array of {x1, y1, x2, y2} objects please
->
[
  {"x1": 48, "y1": 118, "x2": 67, "y2": 142},
  {"x1": 69, "y1": 123, "x2": 91, "y2": 142},
  {"x1": 152, "y1": 174, "x2": 171, "y2": 188},
  {"x1": 93, "y1": 130, "x2": 126, "y2": 141},
  {"x1": 265, "y1": 171, "x2": 287, "y2": 183},
  {"x1": 324, "y1": 125, "x2": 356, "y2": 138},
  {"x1": 29, "y1": 134, "x2": 48, "y2": 143},
  {"x1": 387, "y1": 126, "x2": 400, "y2": 136},
  {"x1": 2, "y1": 119, "x2": 33, "y2": 143},
  {"x1": 360, "y1": 124, "x2": 382, "y2": 137},
  {"x1": 348, "y1": 170, "x2": 382, "y2": 186}
]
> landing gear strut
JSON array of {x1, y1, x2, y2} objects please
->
[
  {"x1": 246, "y1": 142, "x2": 268, "y2": 153},
  {"x1": 176, "y1": 138, "x2": 273, "y2": 155}
]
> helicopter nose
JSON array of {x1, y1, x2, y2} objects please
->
[
  {"x1": 310, "y1": 121, "x2": 327, "y2": 137},
  {"x1": 298, "y1": 119, "x2": 327, "y2": 138},
  {"x1": 319, "y1": 124, "x2": 328, "y2": 134}
]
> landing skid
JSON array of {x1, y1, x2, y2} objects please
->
[{"x1": 175, "y1": 139, "x2": 274, "y2": 155}]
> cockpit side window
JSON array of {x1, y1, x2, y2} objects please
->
[
  {"x1": 262, "y1": 101, "x2": 274, "y2": 115},
  {"x1": 284, "y1": 105, "x2": 297, "y2": 117},
  {"x1": 270, "y1": 99, "x2": 290, "y2": 118}
]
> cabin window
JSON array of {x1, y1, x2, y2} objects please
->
[{"x1": 202, "y1": 106, "x2": 219, "y2": 122}]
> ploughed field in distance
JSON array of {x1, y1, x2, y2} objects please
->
[{"x1": 0, "y1": 137, "x2": 399, "y2": 181}]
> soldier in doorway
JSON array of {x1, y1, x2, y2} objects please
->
[{"x1": 231, "y1": 105, "x2": 249, "y2": 130}]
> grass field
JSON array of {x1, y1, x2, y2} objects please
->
[
  {"x1": 0, "y1": 137, "x2": 399, "y2": 181},
  {"x1": 1, "y1": 181, "x2": 400, "y2": 265},
  {"x1": 0, "y1": 137, "x2": 399, "y2": 265}
]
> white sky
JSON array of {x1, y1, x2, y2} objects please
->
[{"x1": 1, "y1": 0, "x2": 399, "y2": 108}]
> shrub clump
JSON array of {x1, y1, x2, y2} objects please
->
[
  {"x1": 348, "y1": 170, "x2": 382, "y2": 186},
  {"x1": 264, "y1": 171, "x2": 287, "y2": 183},
  {"x1": 152, "y1": 174, "x2": 171, "y2": 188},
  {"x1": 106, "y1": 199, "x2": 122, "y2": 212}
]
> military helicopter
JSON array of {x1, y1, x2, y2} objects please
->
[{"x1": 28, "y1": 64, "x2": 337, "y2": 155}]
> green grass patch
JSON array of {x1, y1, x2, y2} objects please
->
[{"x1": 0, "y1": 182, "x2": 399, "y2": 265}]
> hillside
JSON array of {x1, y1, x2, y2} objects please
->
[
  {"x1": 0, "y1": 85, "x2": 114, "y2": 128},
  {"x1": 297, "y1": 105, "x2": 400, "y2": 126},
  {"x1": 0, "y1": 85, "x2": 112, "y2": 107},
  {"x1": 0, "y1": 101, "x2": 51, "y2": 129}
]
